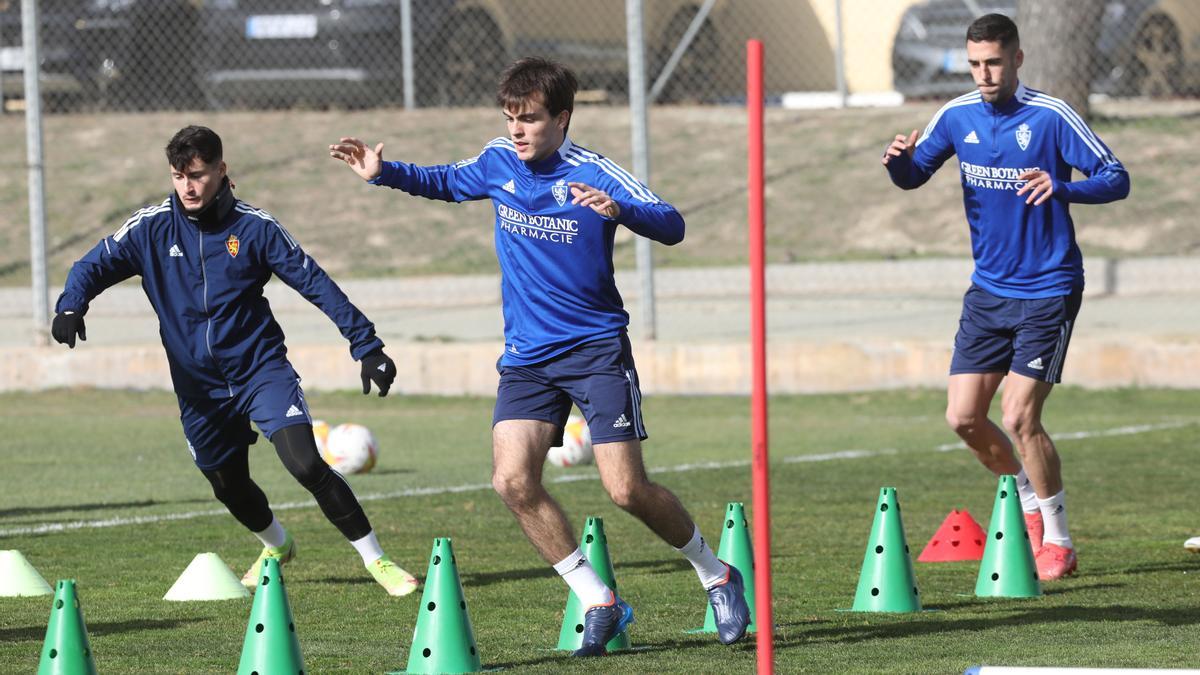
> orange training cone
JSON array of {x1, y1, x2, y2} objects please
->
[{"x1": 918, "y1": 509, "x2": 987, "y2": 562}]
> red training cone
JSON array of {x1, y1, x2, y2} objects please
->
[{"x1": 917, "y1": 509, "x2": 986, "y2": 562}]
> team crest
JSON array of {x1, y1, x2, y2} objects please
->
[
  {"x1": 552, "y1": 179, "x2": 568, "y2": 207},
  {"x1": 225, "y1": 234, "x2": 240, "y2": 258},
  {"x1": 1016, "y1": 123, "x2": 1032, "y2": 151}
]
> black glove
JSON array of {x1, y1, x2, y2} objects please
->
[
  {"x1": 51, "y1": 311, "x2": 87, "y2": 348},
  {"x1": 360, "y1": 348, "x2": 396, "y2": 397}
]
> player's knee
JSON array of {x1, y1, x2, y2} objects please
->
[
  {"x1": 491, "y1": 469, "x2": 538, "y2": 507},
  {"x1": 605, "y1": 478, "x2": 647, "y2": 512},
  {"x1": 1001, "y1": 410, "x2": 1036, "y2": 439},
  {"x1": 285, "y1": 454, "x2": 333, "y2": 491},
  {"x1": 946, "y1": 409, "x2": 980, "y2": 435}
]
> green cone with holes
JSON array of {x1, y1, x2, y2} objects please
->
[
  {"x1": 237, "y1": 557, "x2": 305, "y2": 674},
  {"x1": 38, "y1": 579, "x2": 97, "y2": 674},
  {"x1": 556, "y1": 517, "x2": 631, "y2": 651},
  {"x1": 851, "y1": 487, "x2": 922, "y2": 612},
  {"x1": 975, "y1": 475, "x2": 1043, "y2": 598},
  {"x1": 700, "y1": 502, "x2": 757, "y2": 632},
  {"x1": 404, "y1": 538, "x2": 481, "y2": 674}
]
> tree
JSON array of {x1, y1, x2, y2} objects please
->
[{"x1": 1016, "y1": 0, "x2": 1105, "y2": 119}]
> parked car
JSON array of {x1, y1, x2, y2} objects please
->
[
  {"x1": 195, "y1": 0, "x2": 730, "y2": 109},
  {"x1": 0, "y1": 0, "x2": 92, "y2": 111},
  {"x1": 72, "y1": 0, "x2": 202, "y2": 110},
  {"x1": 891, "y1": 0, "x2": 1198, "y2": 99}
]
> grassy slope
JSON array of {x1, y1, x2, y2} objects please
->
[
  {"x1": 1, "y1": 388, "x2": 1199, "y2": 672},
  {"x1": 1, "y1": 105, "x2": 1197, "y2": 287}
]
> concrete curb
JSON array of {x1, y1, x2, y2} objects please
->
[{"x1": 5, "y1": 337, "x2": 1198, "y2": 395}]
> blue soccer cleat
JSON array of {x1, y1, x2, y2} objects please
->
[
  {"x1": 707, "y1": 563, "x2": 750, "y2": 645},
  {"x1": 571, "y1": 593, "x2": 635, "y2": 657}
]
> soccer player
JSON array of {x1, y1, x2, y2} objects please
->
[
  {"x1": 329, "y1": 57, "x2": 750, "y2": 655},
  {"x1": 52, "y1": 125, "x2": 419, "y2": 597},
  {"x1": 882, "y1": 14, "x2": 1129, "y2": 580}
]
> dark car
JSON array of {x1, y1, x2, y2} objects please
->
[
  {"x1": 72, "y1": 0, "x2": 203, "y2": 110},
  {"x1": 0, "y1": 0, "x2": 93, "y2": 111},
  {"x1": 891, "y1": 0, "x2": 1184, "y2": 100},
  {"x1": 195, "y1": 0, "x2": 459, "y2": 109}
]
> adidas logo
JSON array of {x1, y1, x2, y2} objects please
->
[
  {"x1": 964, "y1": 130, "x2": 980, "y2": 144},
  {"x1": 285, "y1": 405, "x2": 303, "y2": 418},
  {"x1": 377, "y1": 363, "x2": 387, "y2": 372},
  {"x1": 169, "y1": 244, "x2": 183, "y2": 257},
  {"x1": 1026, "y1": 357, "x2": 1045, "y2": 371},
  {"x1": 501, "y1": 179, "x2": 516, "y2": 194},
  {"x1": 612, "y1": 414, "x2": 631, "y2": 429}
]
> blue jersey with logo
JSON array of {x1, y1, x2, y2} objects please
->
[
  {"x1": 886, "y1": 83, "x2": 1130, "y2": 298},
  {"x1": 371, "y1": 137, "x2": 684, "y2": 366},
  {"x1": 56, "y1": 191, "x2": 383, "y2": 398}
]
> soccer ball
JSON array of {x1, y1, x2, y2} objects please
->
[
  {"x1": 547, "y1": 415, "x2": 593, "y2": 467},
  {"x1": 312, "y1": 419, "x2": 331, "y2": 455},
  {"x1": 322, "y1": 423, "x2": 378, "y2": 474}
]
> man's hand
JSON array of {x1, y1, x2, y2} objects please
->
[
  {"x1": 1016, "y1": 170, "x2": 1054, "y2": 205},
  {"x1": 51, "y1": 311, "x2": 86, "y2": 348},
  {"x1": 329, "y1": 137, "x2": 385, "y2": 182},
  {"x1": 882, "y1": 129, "x2": 919, "y2": 166},
  {"x1": 360, "y1": 349, "x2": 396, "y2": 397},
  {"x1": 569, "y1": 182, "x2": 620, "y2": 219}
]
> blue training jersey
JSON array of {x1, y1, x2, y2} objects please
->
[
  {"x1": 371, "y1": 136, "x2": 684, "y2": 366},
  {"x1": 886, "y1": 83, "x2": 1130, "y2": 298}
]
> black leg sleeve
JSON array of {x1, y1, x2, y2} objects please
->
[
  {"x1": 272, "y1": 423, "x2": 372, "y2": 541},
  {"x1": 201, "y1": 451, "x2": 274, "y2": 534}
]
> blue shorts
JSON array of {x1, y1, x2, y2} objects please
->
[
  {"x1": 950, "y1": 284, "x2": 1082, "y2": 383},
  {"x1": 493, "y1": 333, "x2": 647, "y2": 445},
  {"x1": 178, "y1": 373, "x2": 313, "y2": 470}
]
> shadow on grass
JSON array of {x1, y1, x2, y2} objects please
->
[
  {"x1": 0, "y1": 617, "x2": 205, "y2": 643},
  {"x1": 487, "y1": 634, "x2": 748, "y2": 669},
  {"x1": 779, "y1": 604, "x2": 1200, "y2": 648},
  {"x1": 1100, "y1": 560, "x2": 1200, "y2": 575},
  {"x1": 359, "y1": 468, "x2": 416, "y2": 477},
  {"x1": 0, "y1": 498, "x2": 211, "y2": 519},
  {"x1": 457, "y1": 558, "x2": 692, "y2": 587}
]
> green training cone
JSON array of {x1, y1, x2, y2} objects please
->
[
  {"x1": 556, "y1": 517, "x2": 631, "y2": 652},
  {"x1": 37, "y1": 579, "x2": 97, "y2": 675},
  {"x1": 851, "y1": 487, "x2": 922, "y2": 612},
  {"x1": 237, "y1": 557, "x2": 305, "y2": 674},
  {"x1": 975, "y1": 475, "x2": 1042, "y2": 598},
  {"x1": 0, "y1": 550, "x2": 53, "y2": 597},
  {"x1": 402, "y1": 538, "x2": 480, "y2": 674},
  {"x1": 700, "y1": 502, "x2": 757, "y2": 633}
]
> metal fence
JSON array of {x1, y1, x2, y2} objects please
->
[{"x1": 3, "y1": 0, "x2": 1197, "y2": 114}]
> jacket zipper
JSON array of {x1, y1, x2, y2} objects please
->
[{"x1": 198, "y1": 231, "x2": 233, "y2": 396}]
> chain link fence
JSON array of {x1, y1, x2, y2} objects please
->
[{"x1": 3, "y1": 0, "x2": 1196, "y2": 114}]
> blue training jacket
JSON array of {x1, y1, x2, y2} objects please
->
[
  {"x1": 371, "y1": 136, "x2": 684, "y2": 366},
  {"x1": 886, "y1": 83, "x2": 1130, "y2": 298},
  {"x1": 56, "y1": 186, "x2": 383, "y2": 398}
]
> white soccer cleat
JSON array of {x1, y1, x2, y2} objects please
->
[{"x1": 1185, "y1": 536, "x2": 1200, "y2": 553}]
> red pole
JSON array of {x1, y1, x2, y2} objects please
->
[{"x1": 746, "y1": 38, "x2": 774, "y2": 675}]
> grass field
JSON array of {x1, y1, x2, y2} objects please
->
[
  {"x1": 2, "y1": 103, "x2": 1199, "y2": 287},
  {"x1": 2, "y1": 387, "x2": 1199, "y2": 672}
]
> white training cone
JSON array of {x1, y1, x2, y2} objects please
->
[
  {"x1": 0, "y1": 550, "x2": 53, "y2": 596},
  {"x1": 164, "y1": 553, "x2": 251, "y2": 601}
]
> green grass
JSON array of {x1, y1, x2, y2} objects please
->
[{"x1": 2, "y1": 388, "x2": 1199, "y2": 672}]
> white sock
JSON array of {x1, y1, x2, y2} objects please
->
[
  {"x1": 253, "y1": 517, "x2": 288, "y2": 549},
  {"x1": 553, "y1": 549, "x2": 612, "y2": 608},
  {"x1": 350, "y1": 531, "x2": 385, "y2": 565},
  {"x1": 1037, "y1": 490, "x2": 1073, "y2": 549},
  {"x1": 674, "y1": 524, "x2": 728, "y2": 590},
  {"x1": 1015, "y1": 468, "x2": 1040, "y2": 513}
]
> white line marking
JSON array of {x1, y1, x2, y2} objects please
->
[{"x1": 1, "y1": 421, "x2": 1191, "y2": 538}]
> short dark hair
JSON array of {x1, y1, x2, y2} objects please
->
[
  {"x1": 496, "y1": 57, "x2": 578, "y2": 122},
  {"x1": 966, "y1": 13, "x2": 1019, "y2": 49},
  {"x1": 166, "y1": 125, "x2": 222, "y2": 171}
]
